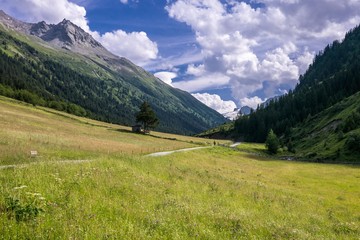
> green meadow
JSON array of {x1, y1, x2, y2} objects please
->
[{"x1": 0, "y1": 96, "x2": 359, "y2": 239}]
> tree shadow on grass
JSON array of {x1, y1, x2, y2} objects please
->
[{"x1": 113, "y1": 128, "x2": 133, "y2": 134}]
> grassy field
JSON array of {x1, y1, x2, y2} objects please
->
[
  {"x1": 235, "y1": 142, "x2": 267, "y2": 154},
  {"x1": 0, "y1": 96, "x2": 225, "y2": 166},
  {"x1": 0, "y1": 97, "x2": 359, "y2": 239}
]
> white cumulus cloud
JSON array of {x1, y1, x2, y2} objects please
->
[
  {"x1": 173, "y1": 72, "x2": 230, "y2": 92},
  {"x1": 192, "y1": 93, "x2": 237, "y2": 114},
  {"x1": 154, "y1": 71, "x2": 177, "y2": 86},
  {"x1": 1, "y1": 0, "x2": 158, "y2": 67},
  {"x1": 240, "y1": 96, "x2": 265, "y2": 110},
  {"x1": 1, "y1": 0, "x2": 90, "y2": 32},
  {"x1": 96, "y1": 30, "x2": 158, "y2": 66},
  {"x1": 166, "y1": 0, "x2": 360, "y2": 103}
]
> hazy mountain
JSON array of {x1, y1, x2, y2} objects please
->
[
  {"x1": 222, "y1": 106, "x2": 252, "y2": 120},
  {"x1": 239, "y1": 106, "x2": 252, "y2": 115},
  {"x1": 0, "y1": 10, "x2": 226, "y2": 135}
]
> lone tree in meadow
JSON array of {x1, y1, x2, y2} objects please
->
[
  {"x1": 265, "y1": 129, "x2": 280, "y2": 154},
  {"x1": 135, "y1": 101, "x2": 159, "y2": 133}
]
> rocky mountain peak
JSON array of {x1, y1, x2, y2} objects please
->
[
  {"x1": 60, "y1": 19, "x2": 72, "y2": 25},
  {"x1": 40, "y1": 19, "x2": 102, "y2": 49},
  {"x1": 30, "y1": 21, "x2": 51, "y2": 37},
  {"x1": 0, "y1": 10, "x2": 117, "y2": 59}
]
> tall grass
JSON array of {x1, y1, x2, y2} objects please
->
[{"x1": 1, "y1": 148, "x2": 359, "y2": 239}]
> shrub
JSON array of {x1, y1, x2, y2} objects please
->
[
  {"x1": 5, "y1": 196, "x2": 43, "y2": 221},
  {"x1": 5, "y1": 196, "x2": 44, "y2": 222},
  {"x1": 265, "y1": 129, "x2": 279, "y2": 154},
  {"x1": 4, "y1": 186, "x2": 46, "y2": 222}
]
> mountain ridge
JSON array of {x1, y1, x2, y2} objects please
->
[
  {"x1": 0, "y1": 10, "x2": 227, "y2": 135},
  {"x1": 0, "y1": 10, "x2": 118, "y2": 59}
]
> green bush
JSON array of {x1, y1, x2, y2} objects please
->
[
  {"x1": 4, "y1": 185, "x2": 46, "y2": 222},
  {"x1": 265, "y1": 129, "x2": 280, "y2": 154},
  {"x1": 5, "y1": 195, "x2": 44, "y2": 222}
]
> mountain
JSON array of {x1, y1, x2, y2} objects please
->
[
  {"x1": 204, "y1": 24, "x2": 360, "y2": 162},
  {"x1": 0, "y1": 10, "x2": 226, "y2": 135},
  {"x1": 223, "y1": 106, "x2": 252, "y2": 120},
  {"x1": 239, "y1": 106, "x2": 252, "y2": 115},
  {"x1": 0, "y1": 10, "x2": 110, "y2": 57},
  {"x1": 287, "y1": 91, "x2": 360, "y2": 162}
]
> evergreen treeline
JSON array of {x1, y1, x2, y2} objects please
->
[{"x1": 233, "y1": 25, "x2": 360, "y2": 142}]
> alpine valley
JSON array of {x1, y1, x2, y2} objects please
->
[{"x1": 0, "y1": 10, "x2": 226, "y2": 135}]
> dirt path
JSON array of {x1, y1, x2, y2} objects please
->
[
  {"x1": 229, "y1": 142, "x2": 241, "y2": 148},
  {"x1": 0, "y1": 146, "x2": 215, "y2": 168},
  {"x1": 146, "y1": 146, "x2": 211, "y2": 157},
  {"x1": 0, "y1": 159, "x2": 92, "y2": 170}
]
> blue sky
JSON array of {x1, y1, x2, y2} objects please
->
[{"x1": 2, "y1": 0, "x2": 360, "y2": 114}]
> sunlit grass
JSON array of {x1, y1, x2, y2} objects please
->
[
  {"x1": 0, "y1": 96, "x2": 229, "y2": 165},
  {"x1": 0, "y1": 97, "x2": 359, "y2": 239},
  {"x1": 1, "y1": 148, "x2": 359, "y2": 239},
  {"x1": 235, "y1": 142, "x2": 267, "y2": 154}
]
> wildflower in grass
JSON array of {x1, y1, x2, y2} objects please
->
[{"x1": 25, "y1": 192, "x2": 42, "y2": 197}]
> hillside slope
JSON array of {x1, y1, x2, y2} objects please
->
[
  {"x1": 201, "y1": 25, "x2": 360, "y2": 161},
  {"x1": 233, "y1": 25, "x2": 360, "y2": 142},
  {"x1": 0, "y1": 10, "x2": 226, "y2": 135},
  {"x1": 287, "y1": 91, "x2": 360, "y2": 162}
]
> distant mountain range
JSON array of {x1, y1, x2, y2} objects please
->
[{"x1": 0, "y1": 10, "x2": 226, "y2": 135}]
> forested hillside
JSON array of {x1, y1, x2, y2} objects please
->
[
  {"x1": 195, "y1": 25, "x2": 360, "y2": 162},
  {"x1": 232, "y1": 25, "x2": 360, "y2": 142},
  {"x1": 0, "y1": 24, "x2": 226, "y2": 135}
]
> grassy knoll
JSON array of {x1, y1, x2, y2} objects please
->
[{"x1": 0, "y1": 97, "x2": 359, "y2": 239}]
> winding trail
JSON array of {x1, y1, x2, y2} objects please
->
[
  {"x1": 146, "y1": 146, "x2": 211, "y2": 157},
  {"x1": 0, "y1": 145, "x2": 221, "y2": 169},
  {"x1": 230, "y1": 142, "x2": 241, "y2": 148}
]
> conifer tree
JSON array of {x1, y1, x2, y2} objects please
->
[
  {"x1": 265, "y1": 129, "x2": 279, "y2": 154},
  {"x1": 135, "y1": 101, "x2": 159, "y2": 133}
]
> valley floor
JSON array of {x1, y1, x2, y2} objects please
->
[{"x1": 0, "y1": 97, "x2": 359, "y2": 239}]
